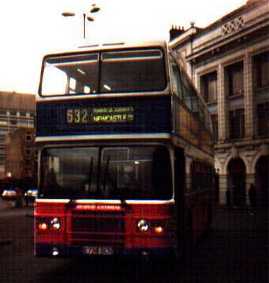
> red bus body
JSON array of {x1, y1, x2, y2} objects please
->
[{"x1": 35, "y1": 200, "x2": 176, "y2": 256}]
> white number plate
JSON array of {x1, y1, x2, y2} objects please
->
[{"x1": 83, "y1": 246, "x2": 114, "y2": 255}]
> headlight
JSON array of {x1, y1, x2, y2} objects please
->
[
  {"x1": 50, "y1": 218, "x2": 61, "y2": 231},
  {"x1": 137, "y1": 219, "x2": 149, "y2": 232}
]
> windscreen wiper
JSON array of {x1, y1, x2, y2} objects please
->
[
  {"x1": 102, "y1": 156, "x2": 128, "y2": 210},
  {"x1": 88, "y1": 156, "x2": 94, "y2": 193},
  {"x1": 103, "y1": 156, "x2": 120, "y2": 197},
  {"x1": 103, "y1": 156, "x2": 110, "y2": 194}
]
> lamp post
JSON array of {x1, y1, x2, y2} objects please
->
[{"x1": 62, "y1": 4, "x2": 100, "y2": 39}]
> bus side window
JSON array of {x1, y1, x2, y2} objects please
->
[
  {"x1": 179, "y1": 66, "x2": 206, "y2": 125},
  {"x1": 171, "y1": 64, "x2": 183, "y2": 100},
  {"x1": 198, "y1": 100, "x2": 205, "y2": 124},
  {"x1": 191, "y1": 90, "x2": 199, "y2": 115},
  {"x1": 152, "y1": 147, "x2": 172, "y2": 198},
  {"x1": 180, "y1": 70, "x2": 193, "y2": 111}
]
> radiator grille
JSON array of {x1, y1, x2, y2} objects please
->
[{"x1": 70, "y1": 212, "x2": 124, "y2": 246}]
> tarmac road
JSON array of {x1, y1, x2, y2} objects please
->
[{"x1": 0, "y1": 200, "x2": 268, "y2": 283}]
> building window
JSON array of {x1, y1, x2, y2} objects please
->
[
  {"x1": 211, "y1": 114, "x2": 218, "y2": 142},
  {"x1": 9, "y1": 110, "x2": 17, "y2": 116},
  {"x1": 20, "y1": 111, "x2": 27, "y2": 117},
  {"x1": 26, "y1": 134, "x2": 32, "y2": 142},
  {"x1": 257, "y1": 103, "x2": 269, "y2": 137},
  {"x1": 200, "y1": 71, "x2": 217, "y2": 103},
  {"x1": 0, "y1": 110, "x2": 7, "y2": 116},
  {"x1": 10, "y1": 119, "x2": 17, "y2": 125},
  {"x1": 0, "y1": 156, "x2": 4, "y2": 165},
  {"x1": 0, "y1": 119, "x2": 8, "y2": 126},
  {"x1": 25, "y1": 149, "x2": 32, "y2": 160},
  {"x1": 27, "y1": 120, "x2": 34, "y2": 128},
  {"x1": 229, "y1": 109, "x2": 245, "y2": 139},
  {"x1": 0, "y1": 135, "x2": 5, "y2": 142},
  {"x1": 253, "y1": 51, "x2": 269, "y2": 89},
  {"x1": 226, "y1": 62, "x2": 244, "y2": 97}
]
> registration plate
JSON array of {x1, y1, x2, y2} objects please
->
[{"x1": 83, "y1": 246, "x2": 114, "y2": 255}]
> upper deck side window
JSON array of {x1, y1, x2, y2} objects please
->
[
  {"x1": 40, "y1": 48, "x2": 167, "y2": 96},
  {"x1": 169, "y1": 55, "x2": 212, "y2": 132},
  {"x1": 170, "y1": 62, "x2": 184, "y2": 100}
]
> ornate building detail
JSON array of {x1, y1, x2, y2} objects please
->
[{"x1": 222, "y1": 16, "x2": 244, "y2": 36}]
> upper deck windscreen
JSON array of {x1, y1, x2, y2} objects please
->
[{"x1": 40, "y1": 48, "x2": 167, "y2": 96}]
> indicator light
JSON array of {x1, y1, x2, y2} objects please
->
[
  {"x1": 154, "y1": 226, "x2": 164, "y2": 234},
  {"x1": 38, "y1": 222, "x2": 48, "y2": 231}
]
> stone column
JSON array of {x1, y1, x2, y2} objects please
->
[
  {"x1": 244, "y1": 53, "x2": 254, "y2": 139},
  {"x1": 245, "y1": 173, "x2": 255, "y2": 206},
  {"x1": 219, "y1": 174, "x2": 228, "y2": 205},
  {"x1": 217, "y1": 64, "x2": 227, "y2": 142},
  {"x1": 185, "y1": 156, "x2": 193, "y2": 192}
]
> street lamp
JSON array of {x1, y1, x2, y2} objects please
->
[{"x1": 62, "y1": 4, "x2": 100, "y2": 39}]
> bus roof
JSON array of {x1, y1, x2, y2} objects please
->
[{"x1": 43, "y1": 40, "x2": 168, "y2": 58}]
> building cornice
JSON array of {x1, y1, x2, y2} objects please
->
[
  {"x1": 215, "y1": 138, "x2": 269, "y2": 151},
  {"x1": 169, "y1": 27, "x2": 200, "y2": 48},
  {"x1": 187, "y1": 17, "x2": 269, "y2": 63},
  {"x1": 169, "y1": 0, "x2": 269, "y2": 64}
]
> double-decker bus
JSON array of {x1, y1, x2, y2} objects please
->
[{"x1": 35, "y1": 41, "x2": 215, "y2": 260}]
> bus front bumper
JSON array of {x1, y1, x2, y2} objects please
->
[{"x1": 35, "y1": 243, "x2": 176, "y2": 258}]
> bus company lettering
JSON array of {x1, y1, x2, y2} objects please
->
[
  {"x1": 66, "y1": 107, "x2": 134, "y2": 124},
  {"x1": 75, "y1": 204, "x2": 122, "y2": 211}
]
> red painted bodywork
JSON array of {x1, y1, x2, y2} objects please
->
[{"x1": 34, "y1": 201, "x2": 176, "y2": 251}]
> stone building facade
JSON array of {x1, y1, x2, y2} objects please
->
[
  {"x1": 5, "y1": 128, "x2": 36, "y2": 182},
  {"x1": 0, "y1": 92, "x2": 36, "y2": 179},
  {"x1": 169, "y1": 0, "x2": 269, "y2": 206}
]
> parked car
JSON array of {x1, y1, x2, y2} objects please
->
[{"x1": 1, "y1": 187, "x2": 18, "y2": 201}]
